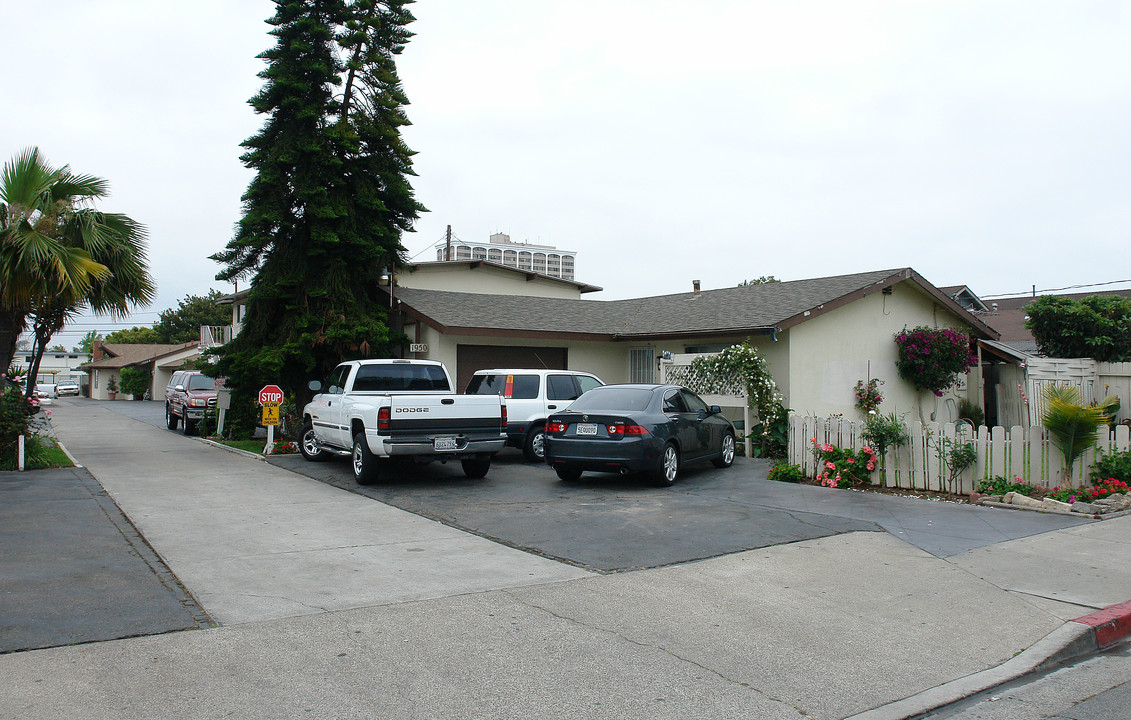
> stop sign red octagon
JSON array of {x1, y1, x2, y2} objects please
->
[{"x1": 259, "y1": 385, "x2": 284, "y2": 405}]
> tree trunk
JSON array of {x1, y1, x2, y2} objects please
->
[{"x1": 0, "y1": 310, "x2": 26, "y2": 375}]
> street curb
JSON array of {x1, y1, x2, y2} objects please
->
[
  {"x1": 844, "y1": 601, "x2": 1131, "y2": 720},
  {"x1": 199, "y1": 437, "x2": 266, "y2": 461}
]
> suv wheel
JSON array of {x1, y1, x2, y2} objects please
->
[
  {"x1": 166, "y1": 404, "x2": 178, "y2": 430},
  {"x1": 522, "y1": 425, "x2": 546, "y2": 462}
]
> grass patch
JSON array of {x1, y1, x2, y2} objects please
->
[
  {"x1": 0, "y1": 436, "x2": 74, "y2": 471},
  {"x1": 212, "y1": 439, "x2": 265, "y2": 454}
]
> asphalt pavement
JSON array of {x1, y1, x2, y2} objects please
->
[{"x1": 3, "y1": 398, "x2": 1131, "y2": 719}]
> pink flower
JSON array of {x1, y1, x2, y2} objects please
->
[
  {"x1": 866, "y1": 462, "x2": 875, "y2": 471},
  {"x1": 822, "y1": 444, "x2": 834, "y2": 452},
  {"x1": 809, "y1": 437, "x2": 817, "y2": 443},
  {"x1": 825, "y1": 461, "x2": 836, "y2": 470},
  {"x1": 861, "y1": 446, "x2": 873, "y2": 454},
  {"x1": 846, "y1": 458, "x2": 855, "y2": 464}
]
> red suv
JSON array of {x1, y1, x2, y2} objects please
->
[{"x1": 165, "y1": 370, "x2": 219, "y2": 434}]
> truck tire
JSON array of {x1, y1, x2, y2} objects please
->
[
  {"x1": 352, "y1": 432, "x2": 380, "y2": 485},
  {"x1": 166, "y1": 404, "x2": 178, "y2": 430},
  {"x1": 300, "y1": 421, "x2": 327, "y2": 462},
  {"x1": 461, "y1": 457, "x2": 491, "y2": 479},
  {"x1": 522, "y1": 425, "x2": 546, "y2": 462}
]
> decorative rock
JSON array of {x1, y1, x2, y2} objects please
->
[
  {"x1": 1071, "y1": 501, "x2": 1101, "y2": 514},
  {"x1": 1008, "y1": 493, "x2": 1046, "y2": 509},
  {"x1": 1041, "y1": 498, "x2": 1073, "y2": 513}
]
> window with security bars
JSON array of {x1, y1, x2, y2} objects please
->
[{"x1": 629, "y1": 347, "x2": 654, "y2": 383}]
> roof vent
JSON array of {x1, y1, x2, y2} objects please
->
[{"x1": 693, "y1": 280, "x2": 701, "y2": 294}]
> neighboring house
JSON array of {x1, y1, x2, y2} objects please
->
[
  {"x1": 388, "y1": 265, "x2": 1001, "y2": 422},
  {"x1": 12, "y1": 350, "x2": 90, "y2": 393},
  {"x1": 981, "y1": 289, "x2": 1131, "y2": 354},
  {"x1": 83, "y1": 341, "x2": 200, "y2": 400}
]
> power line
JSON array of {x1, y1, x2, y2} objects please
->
[{"x1": 984, "y1": 279, "x2": 1131, "y2": 299}]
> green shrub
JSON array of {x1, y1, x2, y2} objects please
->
[
  {"x1": 0, "y1": 380, "x2": 37, "y2": 467},
  {"x1": 1092, "y1": 449, "x2": 1131, "y2": 484},
  {"x1": 957, "y1": 399, "x2": 985, "y2": 427},
  {"x1": 118, "y1": 366, "x2": 151, "y2": 398},
  {"x1": 977, "y1": 476, "x2": 1035, "y2": 496},
  {"x1": 768, "y1": 463, "x2": 806, "y2": 483}
]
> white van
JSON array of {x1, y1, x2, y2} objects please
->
[{"x1": 466, "y1": 369, "x2": 604, "y2": 461}]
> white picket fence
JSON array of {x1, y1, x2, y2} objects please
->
[{"x1": 789, "y1": 415, "x2": 1131, "y2": 494}]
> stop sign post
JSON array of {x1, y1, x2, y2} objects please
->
[{"x1": 259, "y1": 385, "x2": 285, "y2": 453}]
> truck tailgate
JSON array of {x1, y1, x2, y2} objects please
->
[{"x1": 386, "y1": 395, "x2": 504, "y2": 438}]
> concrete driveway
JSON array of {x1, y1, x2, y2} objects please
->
[{"x1": 270, "y1": 442, "x2": 1091, "y2": 570}]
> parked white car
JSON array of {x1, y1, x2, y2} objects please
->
[
  {"x1": 55, "y1": 380, "x2": 80, "y2": 397},
  {"x1": 34, "y1": 383, "x2": 58, "y2": 399},
  {"x1": 465, "y1": 369, "x2": 604, "y2": 461}
]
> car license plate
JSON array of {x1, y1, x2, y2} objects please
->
[
  {"x1": 575, "y1": 423, "x2": 598, "y2": 436},
  {"x1": 433, "y1": 437, "x2": 458, "y2": 451}
]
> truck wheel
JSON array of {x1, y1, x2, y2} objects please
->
[
  {"x1": 182, "y1": 417, "x2": 196, "y2": 436},
  {"x1": 461, "y1": 457, "x2": 491, "y2": 479},
  {"x1": 352, "y1": 432, "x2": 380, "y2": 485},
  {"x1": 166, "y1": 405, "x2": 178, "y2": 430},
  {"x1": 522, "y1": 425, "x2": 546, "y2": 462},
  {"x1": 300, "y1": 421, "x2": 327, "y2": 462}
]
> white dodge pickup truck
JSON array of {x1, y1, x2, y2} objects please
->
[{"x1": 300, "y1": 359, "x2": 507, "y2": 484}]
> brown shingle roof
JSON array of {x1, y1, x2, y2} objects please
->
[
  {"x1": 84, "y1": 342, "x2": 198, "y2": 369},
  {"x1": 393, "y1": 268, "x2": 1000, "y2": 341}
]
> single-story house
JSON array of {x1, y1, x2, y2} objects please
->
[
  {"x1": 83, "y1": 341, "x2": 200, "y2": 400},
  {"x1": 385, "y1": 264, "x2": 1002, "y2": 423}
]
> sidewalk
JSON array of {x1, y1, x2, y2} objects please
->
[{"x1": 2, "y1": 399, "x2": 1130, "y2": 719}]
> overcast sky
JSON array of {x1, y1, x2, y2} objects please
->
[{"x1": 4, "y1": 1, "x2": 1130, "y2": 346}]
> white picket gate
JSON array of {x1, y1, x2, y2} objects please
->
[{"x1": 789, "y1": 415, "x2": 1131, "y2": 493}]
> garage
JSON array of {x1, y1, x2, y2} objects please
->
[{"x1": 455, "y1": 345, "x2": 567, "y2": 392}]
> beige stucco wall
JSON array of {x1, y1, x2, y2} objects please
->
[
  {"x1": 785, "y1": 282, "x2": 976, "y2": 422},
  {"x1": 409, "y1": 325, "x2": 629, "y2": 383},
  {"x1": 398, "y1": 263, "x2": 583, "y2": 299}
]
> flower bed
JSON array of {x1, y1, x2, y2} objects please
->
[{"x1": 973, "y1": 476, "x2": 1131, "y2": 516}]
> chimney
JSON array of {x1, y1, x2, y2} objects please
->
[
  {"x1": 92, "y1": 339, "x2": 104, "y2": 361},
  {"x1": 693, "y1": 280, "x2": 701, "y2": 294}
]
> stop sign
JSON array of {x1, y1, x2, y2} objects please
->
[{"x1": 259, "y1": 385, "x2": 284, "y2": 405}]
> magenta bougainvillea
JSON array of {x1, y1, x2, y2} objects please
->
[{"x1": 894, "y1": 326, "x2": 978, "y2": 397}]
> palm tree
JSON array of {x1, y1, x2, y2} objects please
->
[
  {"x1": 1041, "y1": 384, "x2": 1112, "y2": 485},
  {"x1": 0, "y1": 147, "x2": 154, "y2": 376}
]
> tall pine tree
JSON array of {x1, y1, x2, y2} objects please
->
[{"x1": 212, "y1": 0, "x2": 424, "y2": 412}]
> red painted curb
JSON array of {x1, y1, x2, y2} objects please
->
[{"x1": 1072, "y1": 599, "x2": 1131, "y2": 648}]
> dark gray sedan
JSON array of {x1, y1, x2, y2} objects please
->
[{"x1": 543, "y1": 384, "x2": 736, "y2": 486}]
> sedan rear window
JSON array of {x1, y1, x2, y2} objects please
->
[{"x1": 566, "y1": 387, "x2": 653, "y2": 412}]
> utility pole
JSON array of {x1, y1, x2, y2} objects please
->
[{"x1": 445, "y1": 225, "x2": 452, "y2": 261}]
